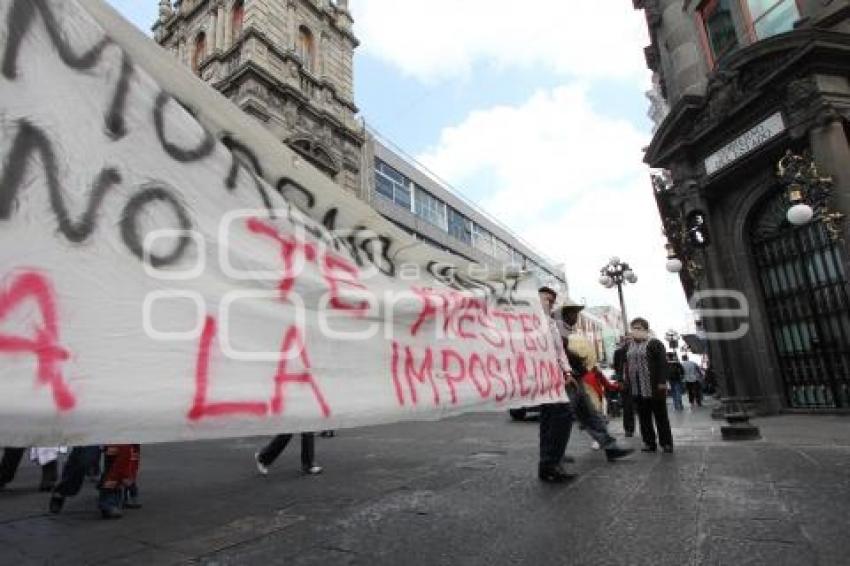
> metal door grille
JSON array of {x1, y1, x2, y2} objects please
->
[{"x1": 751, "y1": 197, "x2": 850, "y2": 409}]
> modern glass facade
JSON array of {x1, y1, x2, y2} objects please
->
[{"x1": 373, "y1": 156, "x2": 562, "y2": 284}]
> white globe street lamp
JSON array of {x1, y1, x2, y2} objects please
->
[
  {"x1": 599, "y1": 258, "x2": 637, "y2": 335},
  {"x1": 666, "y1": 258, "x2": 683, "y2": 273},
  {"x1": 787, "y1": 203, "x2": 814, "y2": 225}
]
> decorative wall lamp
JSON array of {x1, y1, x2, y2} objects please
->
[
  {"x1": 653, "y1": 174, "x2": 709, "y2": 285},
  {"x1": 777, "y1": 150, "x2": 845, "y2": 240}
]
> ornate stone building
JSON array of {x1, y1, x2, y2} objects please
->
[
  {"x1": 152, "y1": 0, "x2": 567, "y2": 290},
  {"x1": 635, "y1": 0, "x2": 850, "y2": 413},
  {"x1": 153, "y1": 0, "x2": 365, "y2": 195}
]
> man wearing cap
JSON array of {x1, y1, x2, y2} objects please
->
[{"x1": 558, "y1": 299, "x2": 633, "y2": 462}]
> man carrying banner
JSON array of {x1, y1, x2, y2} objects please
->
[{"x1": 537, "y1": 286, "x2": 577, "y2": 483}]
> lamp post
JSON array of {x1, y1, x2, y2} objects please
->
[{"x1": 598, "y1": 257, "x2": 637, "y2": 336}]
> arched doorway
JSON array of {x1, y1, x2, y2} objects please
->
[{"x1": 749, "y1": 190, "x2": 850, "y2": 408}]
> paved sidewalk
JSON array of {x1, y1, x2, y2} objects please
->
[{"x1": 1, "y1": 401, "x2": 848, "y2": 565}]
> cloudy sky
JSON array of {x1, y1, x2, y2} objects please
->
[{"x1": 106, "y1": 0, "x2": 695, "y2": 335}]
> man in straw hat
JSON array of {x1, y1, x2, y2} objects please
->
[{"x1": 557, "y1": 298, "x2": 633, "y2": 462}]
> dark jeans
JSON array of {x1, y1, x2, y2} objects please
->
[
  {"x1": 539, "y1": 403, "x2": 574, "y2": 468},
  {"x1": 1, "y1": 448, "x2": 58, "y2": 489},
  {"x1": 686, "y1": 382, "x2": 703, "y2": 406},
  {"x1": 569, "y1": 385, "x2": 616, "y2": 449},
  {"x1": 670, "y1": 381, "x2": 684, "y2": 411},
  {"x1": 54, "y1": 446, "x2": 101, "y2": 498},
  {"x1": 0, "y1": 448, "x2": 25, "y2": 486},
  {"x1": 621, "y1": 391, "x2": 635, "y2": 435},
  {"x1": 258, "y1": 433, "x2": 315, "y2": 468},
  {"x1": 636, "y1": 395, "x2": 673, "y2": 449}
]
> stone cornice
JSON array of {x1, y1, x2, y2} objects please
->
[
  {"x1": 645, "y1": 30, "x2": 850, "y2": 168},
  {"x1": 215, "y1": 61, "x2": 365, "y2": 145}
]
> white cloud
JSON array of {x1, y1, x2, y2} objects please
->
[
  {"x1": 351, "y1": 0, "x2": 650, "y2": 85},
  {"x1": 415, "y1": 84, "x2": 694, "y2": 334}
]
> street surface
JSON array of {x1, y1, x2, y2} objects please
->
[{"x1": 1, "y1": 403, "x2": 849, "y2": 565}]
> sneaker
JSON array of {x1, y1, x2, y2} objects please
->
[
  {"x1": 302, "y1": 465, "x2": 323, "y2": 475},
  {"x1": 561, "y1": 455, "x2": 576, "y2": 464},
  {"x1": 48, "y1": 494, "x2": 65, "y2": 514},
  {"x1": 605, "y1": 447, "x2": 634, "y2": 462},
  {"x1": 254, "y1": 452, "x2": 269, "y2": 476},
  {"x1": 591, "y1": 441, "x2": 600, "y2": 450},
  {"x1": 641, "y1": 445, "x2": 657, "y2": 453},
  {"x1": 538, "y1": 465, "x2": 577, "y2": 483},
  {"x1": 624, "y1": 432, "x2": 634, "y2": 438}
]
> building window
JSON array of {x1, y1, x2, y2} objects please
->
[
  {"x1": 192, "y1": 32, "x2": 206, "y2": 74},
  {"x1": 744, "y1": 0, "x2": 799, "y2": 40},
  {"x1": 698, "y1": 0, "x2": 739, "y2": 66},
  {"x1": 493, "y1": 238, "x2": 512, "y2": 264},
  {"x1": 297, "y1": 25, "x2": 316, "y2": 72},
  {"x1": 513, "y1": 249, "x2": 527, "y2": 268},
  {"x1": 414, "y1": 186, "x2": 447, "y2": 230},
  {"x1": 231, "y1": 0, "x2": 244, "y2": 40},
  {"x1": 447, "y1": 207, "x2": 472, "y2": 245},
  {"x1": 471, "y1": 223, "x2": 493, "y2": 256},
  {"x1": 374, "y1": 159, "x2": 412, "y2": 210}
]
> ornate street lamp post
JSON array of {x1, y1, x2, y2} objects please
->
[{"x1": 598, "y1": 257, "x2": 637, "y2": 336}]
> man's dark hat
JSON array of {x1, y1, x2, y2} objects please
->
[{"x1": 538, "y1": 285, "x2": 557, "y2": 297}]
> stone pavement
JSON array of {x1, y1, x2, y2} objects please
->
[{"x1": 1, "y1": 401, "x2": 848, "y2": 565}]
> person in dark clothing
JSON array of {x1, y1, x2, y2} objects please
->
[
  {"x1": 49, "y1": 445, "x2": 142, "y2": 519},
  {"x1": 667, "y1": 352, "x2": 685, "y2": 411},
  {"x1": 612, "y1": 338, "x2": 635, "y2": 437},
  {"x1": 0, "y1": 447, "x2": 59, "y2": 492},
  {"x1": 255, "y1": 433, "x2": 322, "y2": 476},
  {"x1": 624, "y1": 318, "x2": 674, "y2": 453}
]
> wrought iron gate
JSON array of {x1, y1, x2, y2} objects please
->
[{"x1": 750, "y1": 193, "x2": 850, "y2": 408}]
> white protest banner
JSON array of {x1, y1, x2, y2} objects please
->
[{"x1": 0, "y1": 0, "x2": 567, "y2": 445}]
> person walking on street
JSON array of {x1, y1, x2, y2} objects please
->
[
  {"x1": 681, "y1": 355, "x2": 704, "y2": 407},
  {"x1": 612, "y1": 338, "x2": 635, "y2": 437},
  {"x1": 624, "y1": 318, "x2": 674, "y2": 453},
  {"x1": 667, "y1": 353, "x2": 685, "y2": 411},
  {"x1": 0, "y1": 447, "x2": 62, "y2": 492},
  {"x1": 49, "y1": 445, "x2": 142, "y2": 519},
  {"x1": 558, "y1": 301, "x2": 633, "y2": 463},
  {"x1": 536, "y1": 286, "x2": 577, "y2": 483},
  {"x1": 255, "y1": 433, "x2": 323, "y2": 476}
]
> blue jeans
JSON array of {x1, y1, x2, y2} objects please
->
[
  {"x1": 568, "y1": 385, "x2": 616, "y2": 449},
  {"x1": 670, "y1": 381, "x2": 684, "y2": 411}
]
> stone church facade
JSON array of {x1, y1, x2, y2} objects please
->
[{"x1": 153, "y1": 0, "x2": 365, "y2": 195}]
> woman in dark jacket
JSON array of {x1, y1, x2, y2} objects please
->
[{"x1": 624, "y1": 318, "x2": 674, "y2": 453}]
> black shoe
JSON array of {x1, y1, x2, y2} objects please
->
[
  {"x1": 624, "y1": 432, "x2": 634, "y2": 438},
  {"x1": 641, "y1": 445, "x2": 657, "y2": 453},
  {"x1": 561, "y1": 455, "x2": 576, "y2": 464},
  {"x1": 48, "y1": 494, "x2": 65, "y2": 514},
  {"x1": 662, "y1": 445, "x2": 674, "y2": 454},
  {"x1": 605, "y1": 447, "x2": 634, "y2": 462},
  {"x1": 123, "y1": 485, "x2": 141, "y2": 509},
  {"x1": 538, "y1": 465, "x2": 577, "y2": 483},
  {"x1": 100, "y1": 506, "x2": 123, "y2": 519}
]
